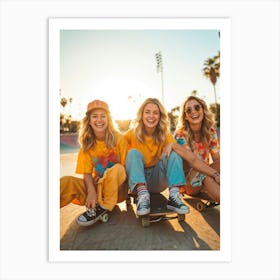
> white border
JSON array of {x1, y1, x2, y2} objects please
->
[
  {"x1": 1, "y1": 1, "x2": 279, "y2": 279},
  {"x1": 49, "y1": 18, "x2": 231, "y2": 262}
]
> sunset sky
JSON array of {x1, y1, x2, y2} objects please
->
[{"x1": 60, "y1": 27, "x2": 220, "y2": 120}]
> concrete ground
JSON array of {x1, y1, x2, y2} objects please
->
[{"x1": 60, "y1": 153, "x2": 220, "y2": 250}]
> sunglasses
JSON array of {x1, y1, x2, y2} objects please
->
[{"x1": 185, "y1": 104, "x2": 202, "y2": 115}]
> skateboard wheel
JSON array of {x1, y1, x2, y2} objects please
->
[
  {"x1": 100, "y1": 213, "x2": 109, "y2": 223},
  {"x1": 209, "y1": 202, "x2": 219, "y2": 208},
  {"x1": 196, "y1": 201, "x2": 206, "y2": 212},
  {"x1": 177, "y1": 214, "x2": 185, "y2": 222},
  {"x1": 141, "y1": 216, "x2": 150, "y2": 227}
]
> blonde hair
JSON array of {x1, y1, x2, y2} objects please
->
[
  {"x1": 134, "y1": 98, "x2": 170, "y2": 144},
  {"x1": 177, "y1": 96, "x2": 216, "y2": 150},
  {"x1": 78, "y1": 108, "x2": 119, "y2": 152}
]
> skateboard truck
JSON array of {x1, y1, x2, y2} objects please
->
[
  {"x1": 196, "y1": 200, "x2": 219, "y2": 212},
  {"x1": 182, "y1": 192, "x2": 219, "y2": 212},
  {"x1": 140, "y1": 212, "x2": 185, "y2": 227}
]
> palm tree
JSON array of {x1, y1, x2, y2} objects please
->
[
  {"x1": 168, "y1": 106, "x2": 180, "y2": 133},
  {"x1": 202, "y1": 52, "x2": 220, "y2": 111},
  {"x1": 191, "y1": 90, "x2": 198, "y2": 96},
  {"x1": 60, "y1": 97, "x2": 68, "y2": 109}
]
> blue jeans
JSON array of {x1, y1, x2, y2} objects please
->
[{"x1": 125, "y1": 148, "x2": 186, "y2": 193}]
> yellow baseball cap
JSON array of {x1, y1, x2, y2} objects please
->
[{"x1": 86, "y1": 100, "x2": 109, "y2": 114}]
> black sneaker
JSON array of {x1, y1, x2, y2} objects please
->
[
  {"x1": 167, "y1": 192, "x2": 190, "y2": 214},
  {"x1": 137, "y1": 193, "x2": 151, "y2": 216},
  {"x1": 76, "y1": 205, "x2": 106, "y2": 226}
]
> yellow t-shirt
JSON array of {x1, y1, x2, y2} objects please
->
[
  {"x1": 76, "y1": 133, "x2": 128, "y2": 178},
  {"x1": 124, "y1": 129, "x2": 175, "y2": 168}
]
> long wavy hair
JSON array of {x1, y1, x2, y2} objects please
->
[
  {"x1": 78, "y1": 108, "x2": 119, "y2": 152},
  {"x1": 177, "y1": 96, "x2": 216, "y2": 150},
  {"x1": 133, "y1": 98, "x2": 170, "y2": 144}
]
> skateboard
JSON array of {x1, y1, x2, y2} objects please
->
[
  {"x1": 76, "y1": 208, "x2": 109, "y2": 226},
  {"x1": 183, "y1": 192, "x2": 219, "y2": 212},
  {"x1": 127, "y1": 193, "x2": 186, "y2": 227}
]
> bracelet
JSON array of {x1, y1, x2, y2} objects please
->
[{"x1": 213, "y1": 171, "x2": 220, "y2": 178}]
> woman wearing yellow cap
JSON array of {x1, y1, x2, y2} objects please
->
[{"x1": 60, "y1": 100, "x2": 128, "y2": 226}]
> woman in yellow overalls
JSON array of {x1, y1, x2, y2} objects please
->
[{"x1": 60, "y1": 100, "x2": 128, "y2": 226}]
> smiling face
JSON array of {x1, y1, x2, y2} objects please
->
[
  {"x1": 184, "y1": 99, "x2": 204, "y2": 128},
  {"x1": 142, "y1": 103, "x2": 160, "y2": 133},
  {"x1": 89, "y1": 109, "x2": 108, "y2": 138}
]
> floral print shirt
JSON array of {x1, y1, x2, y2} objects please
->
[{"x1": 174, "y1": 127, "x2": 219, "y2": 165}]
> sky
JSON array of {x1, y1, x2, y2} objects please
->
[{"x1": 60, "y1": 29, "x2": 220, "y2": 120}]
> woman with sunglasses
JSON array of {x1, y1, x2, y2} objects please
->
[
  {"x1": 125, "y1": 97, "x2": 219, "y2": 216},
  {"x1": 174, "y1": 96, "x2": 220, "y2": 203}
]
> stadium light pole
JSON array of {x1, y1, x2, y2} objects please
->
[{"x1": 155, "y1": 51, "x2": 164, "y2": 105}]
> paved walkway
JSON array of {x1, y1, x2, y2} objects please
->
[{"x1": 60, "y1": 153, "x2": 220, "y2": 250}]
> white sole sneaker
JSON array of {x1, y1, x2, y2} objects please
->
[{"x1": 167, "y1": 204, "x2": 190, "y2": 214}]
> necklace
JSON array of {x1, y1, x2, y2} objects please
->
[{"x1": 193, "y1": 131, "x2": 201, "y2": 142}]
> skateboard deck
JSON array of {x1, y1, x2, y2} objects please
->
[
  {"x1": 76, "y1": 209, "x2": 109, "y2": 227},
  {"x1": 183, "y1": 192, "x2": 219, "y2": 212},
  {"x1": 128, "y1": 193, "x2": 186, "y2": 227}
]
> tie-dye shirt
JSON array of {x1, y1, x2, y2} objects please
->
[
  {"x1": 75, "y1": 133, "x2": 127, "y2": 178},
  {"x1": 174, "y1": 127, "x2": 219, "y2": 165}
]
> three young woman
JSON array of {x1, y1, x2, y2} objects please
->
[{"x1": 60, "y1": 96, "x2": 220, "y2": 226}]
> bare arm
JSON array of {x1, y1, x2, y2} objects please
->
[
  {"x1": 84, "y1": 173, "x2": 98, "y2": 209},
  {"x1": 211, "y1": 152, "x2": 220, "y2": 173},
  {"x1": 171, "y1": 143, "x2": 220, "y2": 183}
]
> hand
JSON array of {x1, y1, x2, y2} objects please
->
[
  {"x1": 85, "y1": 189, "x2": 97, "y2": 209},
  {"x1": 213, "y1": 172, "x2": 220, "y2": 184},
  {"x1": 160, "y1": 143, "x2": 173, "y2": 159}
]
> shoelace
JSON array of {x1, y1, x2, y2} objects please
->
[
  {"x1": 171, "y1": 192, "x2": 183, "y2": 205},
  {"x1": 86, "y1": 208, "x2": 96, "y2": 217},
  {"x1": 138, "y1": 194, "x2": 150, "y2": 208}
]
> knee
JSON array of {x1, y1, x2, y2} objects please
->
[
  {"x1": 112, "y1": 163, "x2": 125, "y2": 171},
  {"x1": 204, "y1": 175, "x2": 216, "y2": 185},
  {"x1": 127, "y1": 148, "x2": 142, "y2": 157},
  {"x1": 112, "y1": 163, "x2": 126, "y2": 177},
  {"x1": 169, "y1": 151, "x2": 182, "y2": 163},
  {"x1": 126, "y1": 149, "x2": 143, "y2": 162}
]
